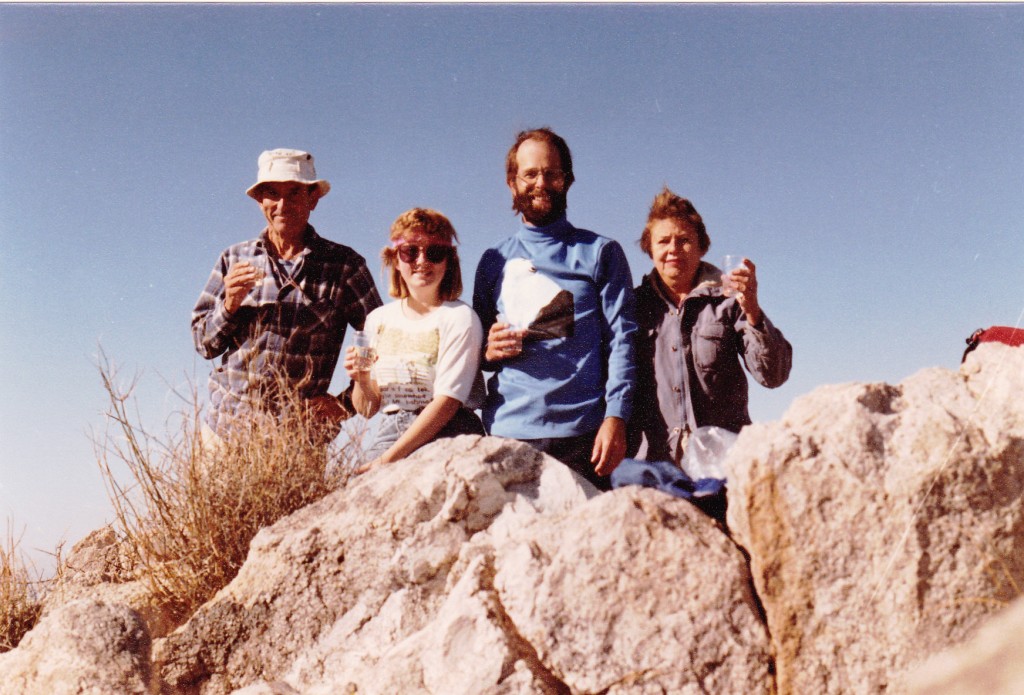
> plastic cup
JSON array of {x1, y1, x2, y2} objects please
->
[
  {"x1": 247, "y1": 259, "x2": 268, "y2": 294},
  {"x1": 721, "y1": 255, "x2": 744, "y2": 298},
  {"x1": 497, "y1": 313, "x2": 523, "y2": 352},
  {"x1": 352, "y1": 330, "x2": 376, "y2": 372}
]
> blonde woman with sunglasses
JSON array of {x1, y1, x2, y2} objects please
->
[{"x1": 343, "y1": 208, "x2": 485, "y2": 471}]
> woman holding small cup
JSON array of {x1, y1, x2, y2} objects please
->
[
  {"x1": 343, "y1": 208, "x2": 485, "y2": 470},
  {"x1": 627, "y1": 187, "x2": 792, "y2": 469}
]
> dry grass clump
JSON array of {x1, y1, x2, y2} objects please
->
[
  {"x1": 95, "y1": 360, "x2": 358, "y2": 626},
  {"x1": 0, "y1": 526, "x2": 43, "y2": 653}
]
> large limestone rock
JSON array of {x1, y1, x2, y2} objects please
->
[
  {"x1": 41, "y1": 526, "x2": 175, "y2": 638},
  {"x1": 727, "y1": 343, "x2": 1024, "y2": 694},
  {"x1": 0, "y1": 599, "x2": 151, "y2": 694},
  {"x1": 906, "y1": 594, "x2": 1024, "y2": 694},
  {"x1": 480, "y1": 484, "x2": 771, "y2": 694},
  {"x1": 153, "y1": 435, "x2": 772, "y2": 694}
]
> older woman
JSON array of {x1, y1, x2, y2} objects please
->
[
  {"x1": 344, "y1": 208, "x2": 484, "y2": 469},
  {"x1": 627, "y1": 187, "x2": 792, "y2": 468}
]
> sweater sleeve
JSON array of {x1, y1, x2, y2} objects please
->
[
  {"x1": 596, "y1": 240, "x2": 638, "y2": 422},
  {"x1": 472, "y1": 248, "x2": 504, "y2": 372}
]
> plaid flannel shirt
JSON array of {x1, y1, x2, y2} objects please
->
[{"x1": 192, "y1": 225, "x2": 382, "y2": 436}]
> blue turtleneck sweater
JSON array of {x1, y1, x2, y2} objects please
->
[{"x1": 472, "y1": 215, "x2": 637, "y2": 438}]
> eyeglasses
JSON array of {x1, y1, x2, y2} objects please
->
[
  {"x1": 396, "y1": 243, "x2": 451, "y2": 264},
  {"x1": 516, "y1": 168, "x2": 566, "y2": 186}
]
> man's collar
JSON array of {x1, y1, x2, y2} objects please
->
[{"x1": 258, "y1": 224, "x2": 319, "y2": 257}]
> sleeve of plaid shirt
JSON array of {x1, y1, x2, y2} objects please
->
[
  {"x1": 191, "y1": 252, "x2": 245, "y2": 360},
  {"x1": 329, "y1": 252, "x2": 382, "y2": 415},
  {"x1": 339, "y1": 255, "x2": 382, "y2": 332}
]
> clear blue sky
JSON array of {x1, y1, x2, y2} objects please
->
[{"x1": 2, "y1": 4, "x2": 1022, "y2": 568}]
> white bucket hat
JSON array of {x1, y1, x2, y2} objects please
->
[{"x1": 246, "y1": 148, "x2": 331, "y2": 199}]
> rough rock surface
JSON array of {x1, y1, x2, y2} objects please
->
[
  {"x1": 153, "y1": 435, "x2": 772, "y2": 694},
  {"x1": 906, "y1": 594, "x2": 1024, "y2": 695},
  {"x1": 4, "y1": 344, "x2": 1022, "y2": 694},
  {"x1": 481, "y1": 483, "x2": 770, "y2": 694},
  {"x1": 40, "y1": 526, "x2": 175, "y2": 639},
  {"x1": 0, "y1": 599, "x2": 151, "y2": 694},
  {"x1": 727, "y1": 344, "x2": 1024, "y2": 694}
]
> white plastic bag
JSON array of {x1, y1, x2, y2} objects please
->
[{"x1": 680, "y1": 426, "x2": 738, "y2": 481}]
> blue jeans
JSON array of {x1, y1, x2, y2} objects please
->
[{"x1": 364, "y1": 407, "x2": 485, "y2": 461}]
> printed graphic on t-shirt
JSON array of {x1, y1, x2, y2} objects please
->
[
  {"x1": 373, "y1": 324, "x2": 440, "y2": 410},
  {"x1": 499, "y1": 258, "x2": 574, "y2": 342}
]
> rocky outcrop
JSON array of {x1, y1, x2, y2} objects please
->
[
  {"x1": 727, "y1": 343, "x2": 1024, "y2": 694},
  {"x1": 2, "y1": 343, "x2": 1022, "y2": 694},
  {"x1": 41, "y1": 526, "x2": 175, "y2": 639},
  {"x1": 153, "y1": 435, "x2": 771, "y2": 694},
  {"x1": 0, "y1": 599, "x2": 151, "y2": 694}
]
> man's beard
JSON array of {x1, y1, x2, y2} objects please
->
[{"x1": 513, "y1": 187, "x2": 568, "y2": 227}]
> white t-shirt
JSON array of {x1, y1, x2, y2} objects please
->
[{"x1": 364, "y1": 299, "x2": 484, "y2": 411}]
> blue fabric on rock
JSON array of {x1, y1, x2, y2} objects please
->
[{"x1": 611, "y1": 458, "x2": 725, "y2": 500}]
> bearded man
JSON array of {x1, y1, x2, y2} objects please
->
[{"x1": 472, "y1": 128, "x2": 637, "y2": 491}]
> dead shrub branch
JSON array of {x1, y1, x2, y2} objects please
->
[{"x1": 93, "y1": 354, "x2": 354, "y2": 625}]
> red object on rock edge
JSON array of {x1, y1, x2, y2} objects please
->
[{"x1": 962, "y1": 326, "x2": 1024, "y2": 362}]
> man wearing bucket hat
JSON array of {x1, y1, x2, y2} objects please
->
[{"x1": 192, "y1": 148, "x2": 382, "y2": 444}]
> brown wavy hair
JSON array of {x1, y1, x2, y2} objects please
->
[
  {"x1": 382, "y1": 208, "x2": 463, "y2": 301},
  {"x1": 639, "y1": 186, "x2": 710, "y2": 257}
]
